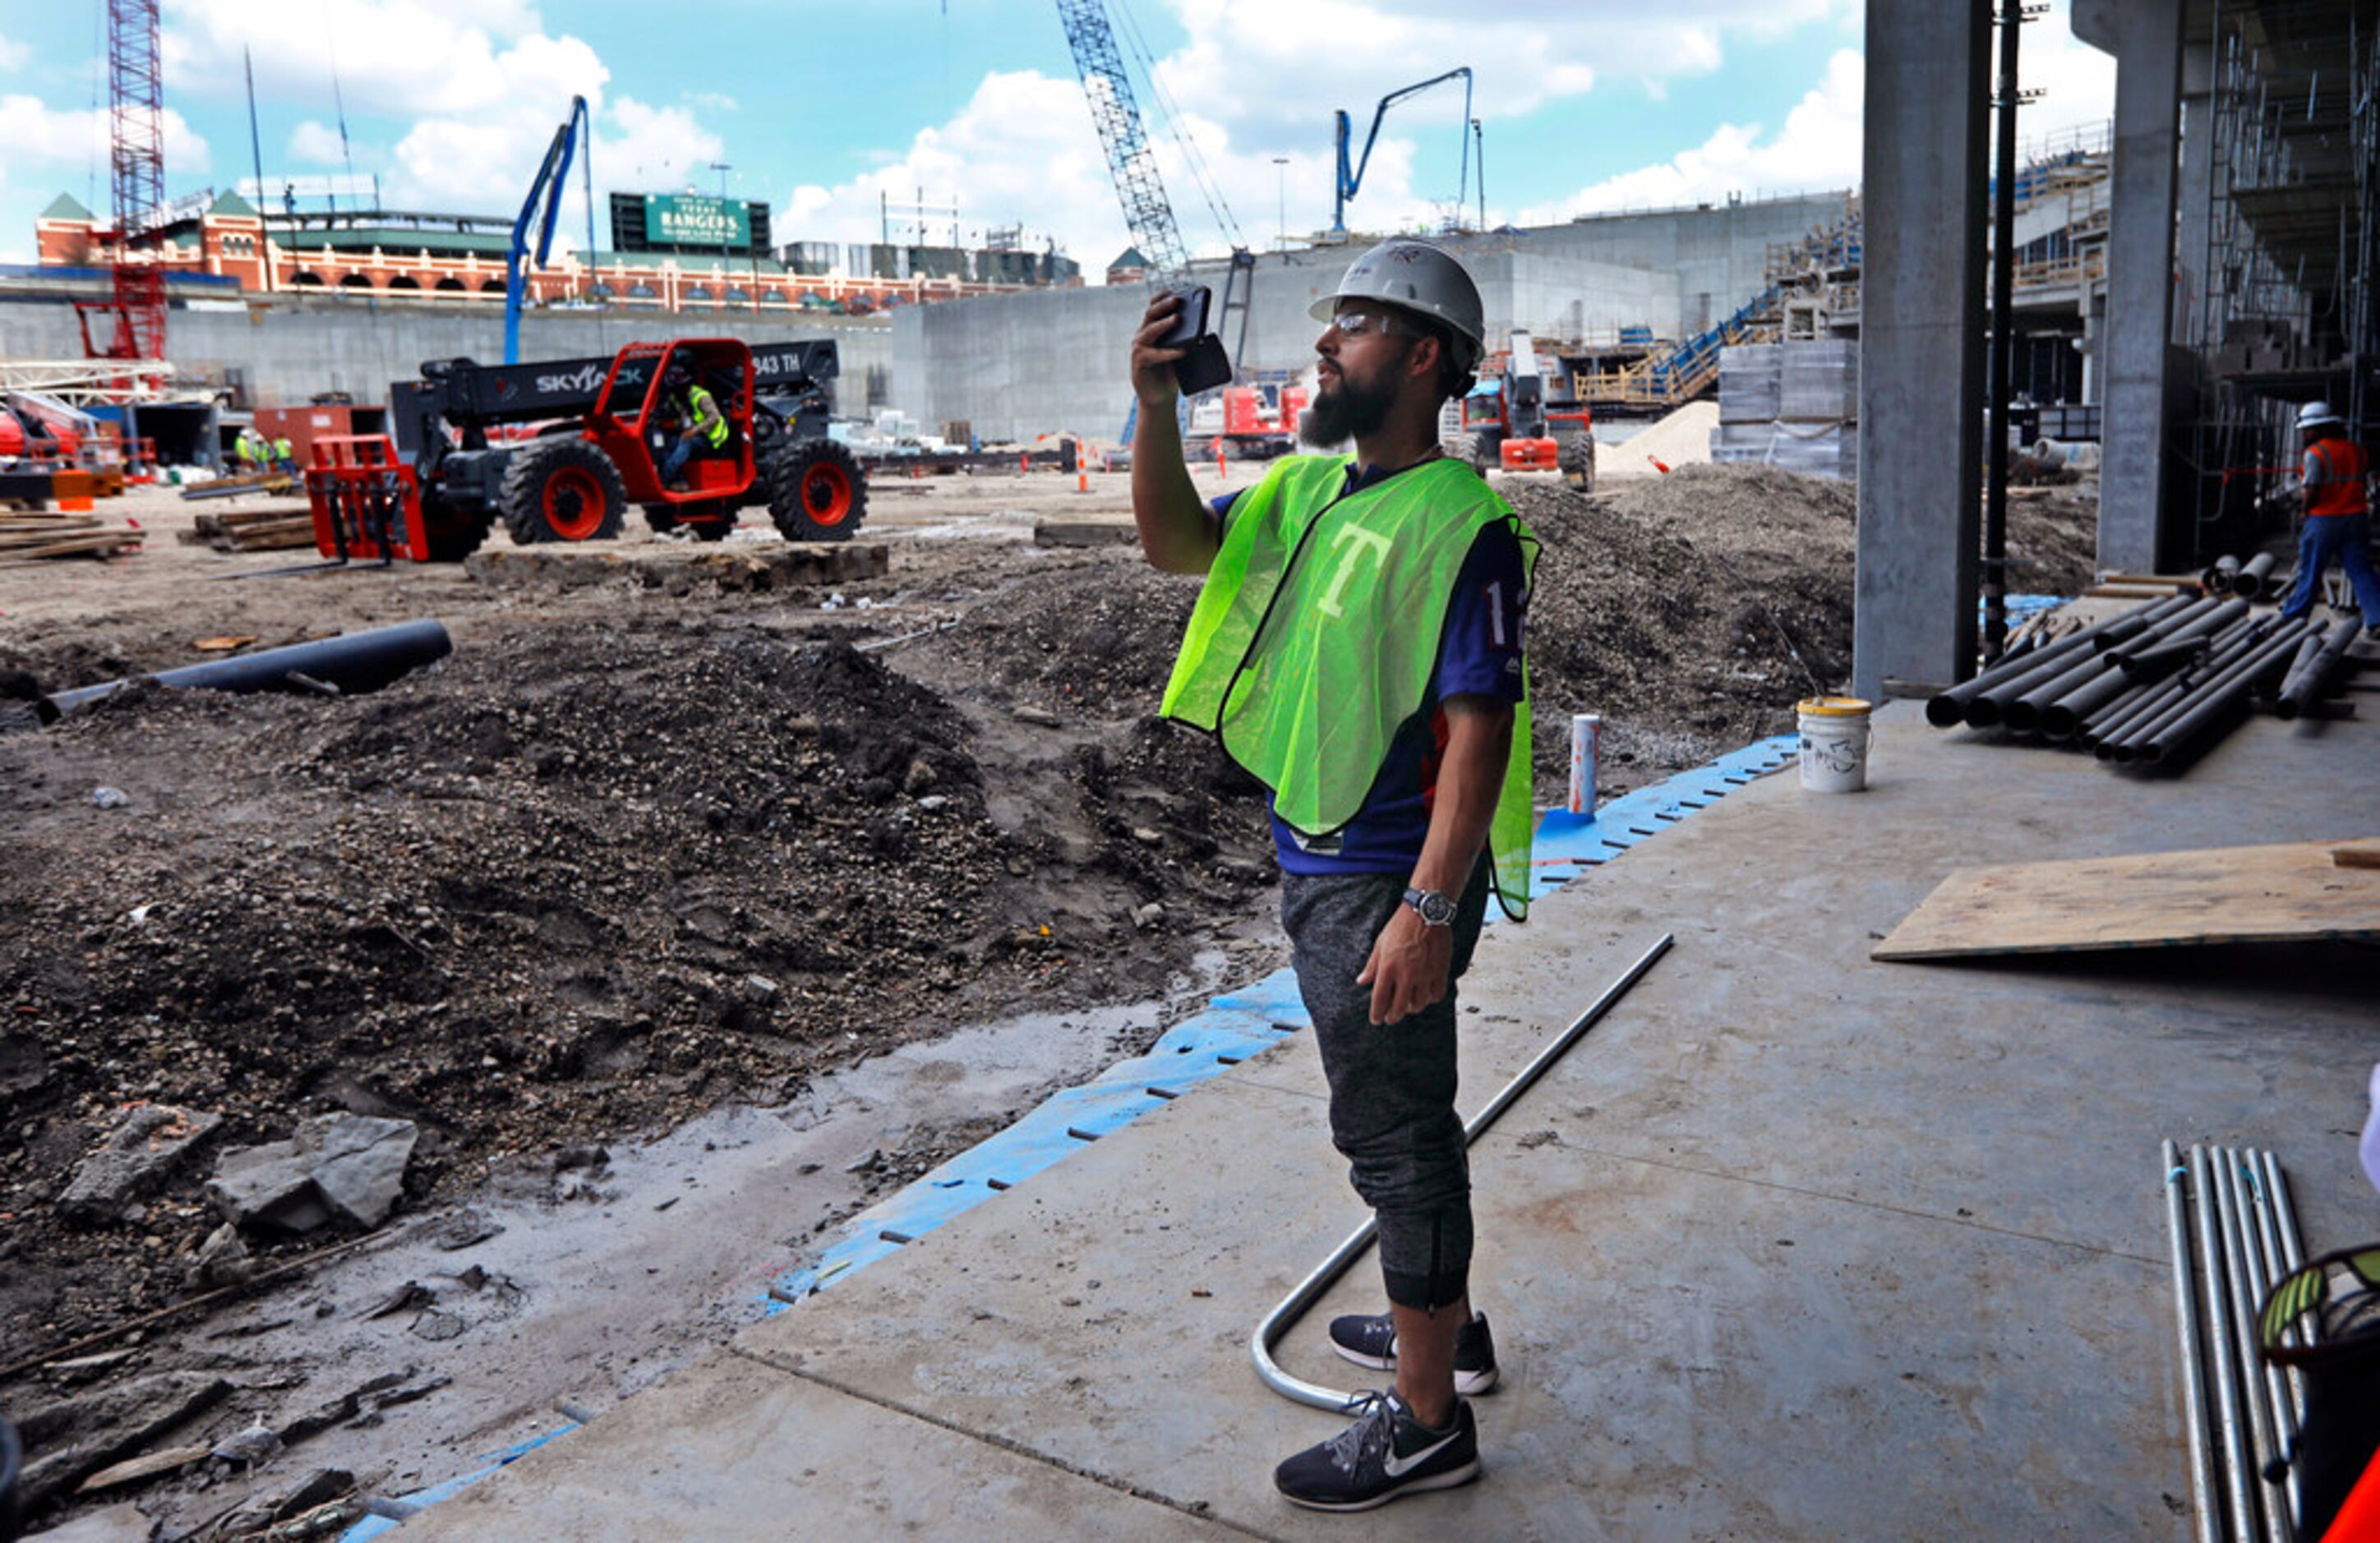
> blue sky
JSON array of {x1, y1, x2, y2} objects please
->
[{"x1": 0, "y1": 2, "x2": 2113, "y2": 272}]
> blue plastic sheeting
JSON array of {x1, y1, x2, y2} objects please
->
[
  {"x1": 338, "y1": 1424, "x2": 579, "y2": 1541},
  {"x1": 1989, "y1": 593, "x2": 2068, "y2": 626},
  {"x1": 761, "y1": 734, "x2": 1798, "y2": 1310}
]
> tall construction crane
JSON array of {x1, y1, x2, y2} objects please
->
[
  {"x1": 1332, "y1": 67, "x2": 1476, "y2": 241},
  {"x1": 76, "y1": 0, "x2": 168, "y2": 372},
  {"x1": 1054, "y1": 0, "x2": 1190, "y2": 277}
]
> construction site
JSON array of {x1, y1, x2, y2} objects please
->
[{"x1": 1, "y1": 2, "x2": 2377, "y2": 1540}]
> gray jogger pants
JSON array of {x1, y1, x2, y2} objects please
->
[{"x1": 1280, "y1": 857, "x2": 1492, "y2": 1311}]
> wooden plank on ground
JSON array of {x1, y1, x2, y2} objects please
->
[{"x1": 1872, "y1": 837, "x2": 2380, "y2": 960}]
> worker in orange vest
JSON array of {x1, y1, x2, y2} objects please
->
[{"x1": 2277, "y1": 401, "x2": 2380, "y2": 638}]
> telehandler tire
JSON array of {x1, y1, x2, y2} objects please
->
[
  {"x1": 766, "y1": 439, "x2": 868, "y2": 542},
  {"x1": 500, "y1": 438, "x2": 626, "y2": 545}
]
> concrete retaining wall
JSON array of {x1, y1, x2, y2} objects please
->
[{"x1": 0, "y1": 293, "x2": 894, "y2": 415}]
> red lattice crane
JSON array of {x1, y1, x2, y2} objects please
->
[{"x1": 76, "y1": 0, "x2": 168, "y2": 370}]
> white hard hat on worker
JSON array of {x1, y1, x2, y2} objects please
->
[
  {"x1": 1309, "y1": 238, "x2": 1485, "y2": 382},
  {"x1": 2298, "y1": 400, "x2": 2344, "y2": 431}
]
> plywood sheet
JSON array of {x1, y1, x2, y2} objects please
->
[{"x1": 1873, "y1": 837, "x2": 2380, "y2": 960}]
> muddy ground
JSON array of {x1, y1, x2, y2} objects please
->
[{"x1": 0, "y1": 461, "x2": 2096, "y2": 1537}]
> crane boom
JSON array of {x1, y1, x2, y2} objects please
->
[
  {"x1": 504, "y1": 95, "x2": 593, "y2": 366},
  {"x1": 1055, "y1": 0, "x2": 1189, "y2": 277},
  {"x1": 1332, "y1": 68, "x2": 1474, "y2": 238}
]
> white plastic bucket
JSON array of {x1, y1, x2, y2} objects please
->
[
  {"x1": 1567, "y1": 712, "x2": 1600, "y2": 813},
  {"x1": 1797, "y1": 696, "x2": 1873, "y2": 792}
]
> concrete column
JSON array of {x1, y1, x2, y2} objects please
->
[
  {"x1": 2175, "y1": 39, "x2": 2216, "y2": 348},
  {"x1": 2094, "y1": 0, "x2": 2185, "y2": 573},
  {"x1": 1854, "y1": 0, "x2": 1990, "y2": 698}
]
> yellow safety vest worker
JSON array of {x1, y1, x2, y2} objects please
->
[
  {"x1": 686, "y1": 385, "x2": 729, "y2": 449},
  {"x1": 1162, "y1": 454, "x2": 1540, "y2": 919}
]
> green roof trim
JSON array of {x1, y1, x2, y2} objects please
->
[
  {"x1": 40, "y1": 192, "x2": 95, "y2": 222},
  {"x1": 208, "y1": 188, "x2": 258, "y2": 217}
]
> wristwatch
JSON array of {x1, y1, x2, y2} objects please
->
[{"x1": 1401, "y1": 886, "x2": 1456, "y2": 927}]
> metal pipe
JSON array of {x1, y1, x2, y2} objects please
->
[
  {"x1": 1252, "y1": 933, "x2": 1674, "y2": 1412},
  {"x1": 2090, "y1": 592, "x2": 2203, "y2": 652},
  {"x1": 2136, "y1": 621, "x2": 2312, "y2": 765},
  {"x1": 1926, "y1": 596, "x2": 2192, "y2": 729},
  {"x1": 2088, "y1": 620, "x2": 2276, "y2": 754},
  {"x1": 2212, "y1": 1149, "x2": 2290, "y2": 1537},
  {"x1": 2237, "y1": 1150, "x2": 2306, "y2": 1526},
  {"x1": 1983, "y1": 0, "x2": 2022, "y2": 663},
  {"x1": 2115, "y1": 597, "x2": 2252, "y2": 660},
  {"x1": 2166, "y1": 1140, "x2": 2222, "y2": 1543},
  {"x1": 2004, "y1": 649, "x2": 2127, "y2": 733},
  {"x1": 2042, "y1": 610, "x2": 2241, "y2": 736},
  {"x1": 2276, "y1": 617, "x2": 2360, "y2": 720},
  {"x1": 40, "y1": 620, "x2": 453, "y2": 719},
  {"x1": 2101, "y1": 620, "x2": 2290, "y2": 762},
  {"x1": 2119, "y1": 635, "x2": 2217, "y2": 681},
  {"x1": 1930, "y1": 631, "x2": 2098, "y2": 727},
  {"x1": 2203, "y1": 553, "x2": 2243, "y2": 594},
  {"x1": 1964, "y1": 637, "x2": 2119, "y2": 728},
  {"x1": 2233, "y1": 551, "x2": 2279, "y2": 600},
  {"x1": 2193, "y1": 1145, "x2": 2259, "y2": 1543}
]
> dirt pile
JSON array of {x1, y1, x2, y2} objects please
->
[
  {"x1": 1511, "y1": 463, "x2": 1857, "y2": 790},
  {"x1": 0, "y1": 615, "x2": 1272, "y2": 1361}
]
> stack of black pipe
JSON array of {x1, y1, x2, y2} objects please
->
[
  {"x1": 2196, "y1": 550, "x2": 2282, "y2": 600},
  {"x1": 1926, "y1": 593, "x2": 2322, "y2": 771}
]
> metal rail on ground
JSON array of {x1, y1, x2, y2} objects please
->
[{"x1": 1251, "y1": 933, "x2": 1674, "y2": 1413}]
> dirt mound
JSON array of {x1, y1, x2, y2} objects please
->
[
  {"x1": 1512, "y1": 463, "x2": 1856, "y2": 791},
  {"x1": 938, "y1": 547, "x2": 1203, "y2": 712},
  {"x1": 0, "y1": 616, "x2": 1273, "y2": 1359}
]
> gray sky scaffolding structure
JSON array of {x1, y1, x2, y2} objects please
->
[{"x1": 1056, "y1": 0, "x2": 1190, "y2": 277}]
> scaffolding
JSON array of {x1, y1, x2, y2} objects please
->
[{"x1": 2185, "y1": 0, "x2": 2380, "y2": 544}]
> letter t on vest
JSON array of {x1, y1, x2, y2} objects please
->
[{"x1": 1317, "y1": 523, "x2": 1395, "y2": 618}]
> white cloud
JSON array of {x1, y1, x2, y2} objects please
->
[
  {"x1": 1520, "y1": 48, "x2": 1865, "y2": 219},
  {"x1": 0, "y1": 95, "x2": 212, "y2": 196},
  {"x1": 287, "y1": 120, "x2": 352, "y2": 166},
  {"x1": 684, "y1": 91, "x2": 738, "y2": 113},
  {"x1": 163, "y1": 0, "x2": 563, "y2": 118},
  {"x1": 0, "y1": 33, "x2": 32, "y2": 72},
  {"x1": 1519, "y1": 2, "x2": 2115, "y2": 223}
]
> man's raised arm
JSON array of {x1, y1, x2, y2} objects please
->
[{"x1": 1127, "y1": 292, "x2": 1220, "y2": 575}]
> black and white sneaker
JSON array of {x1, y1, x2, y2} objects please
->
[
  {"x1": 1274, "y1": 1391, "x2": 1479, "y2": 1512},
  {"x1": 1327, "y1": 1310, "x2": 1498, "y2": 1395}
]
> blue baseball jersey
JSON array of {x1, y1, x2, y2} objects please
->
[{"x1": 1208, "y1": 458, "x2": 1529, "y2": 876}]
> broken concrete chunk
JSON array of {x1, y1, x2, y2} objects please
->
[
  {"x1": 58, "y1": 1103, "x2": 223, "y2": 1220},
  {"x1": 187, "y1": 1220, "x2": 255, "y2": 1289},
  {"x1": 76, "y1": 1441, "x2": 212, "y2": 1492},
  {"x1": 205, "y1": 1114, "x2": 418, "y2": 1235},
  {"x1": 14, "y1": 1371, "x2": 230, "y2": 1511}
]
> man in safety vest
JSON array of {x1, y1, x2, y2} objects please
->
[
  {"x1": 273, "y1": 435, "x2": 296, "y2": 474},
  {"x1": 1131, "y1": 239, "x2": 1537, "y2": 1512},
  {"x1": 659, "y1": 362, "x2": 728, "y2": 491},
  {"x1": 2277, "y1": 401, "x2": 2380, "y2": 638}
]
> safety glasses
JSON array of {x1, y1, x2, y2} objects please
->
[
  {"x1": 2260, "y1": 1245, "x2": 2380, "y2": 1365},
  {"x1": 1323, "y1": 309, "x2": 1421, "y2": 340}
]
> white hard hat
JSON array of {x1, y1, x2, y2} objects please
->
[
  {"x1": 1309, "y1": 239, "x2": 1485, "y2": 371},
  {"x1": 2298, "y1": 400, "x2": 2344, "y2": 429}
]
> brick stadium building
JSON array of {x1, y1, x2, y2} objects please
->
[{"x1": 32, "y1": 190, "x2": 1080, "y2": 316}]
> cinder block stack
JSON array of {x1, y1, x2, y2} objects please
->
[{"x1": 1711, "y1": 340, "x2": 1858, "y2": 481}]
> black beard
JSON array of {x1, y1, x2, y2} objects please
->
[{"x1": 1299, "y1": 368, "x2": 1398, "y2": 448}]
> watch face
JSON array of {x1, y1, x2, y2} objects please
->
[{"x1": 1406, "y1": 887, "x2": 1455, "y2": 925}]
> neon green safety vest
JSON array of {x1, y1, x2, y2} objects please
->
[
  {"x1": 687, "y1": 385, "x2": 728, "y2": 449},
  {"x1": 1161, "y1": 454, "x2": 1540, "y2": 920}
]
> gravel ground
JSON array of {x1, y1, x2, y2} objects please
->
[{"x1": 0, "y1": 461, "x2": 2098, "y2": 1536}]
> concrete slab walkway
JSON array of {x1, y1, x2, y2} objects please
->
[{"x1": 402, "y1": 698, "x2": 2380, "y2": 1541}]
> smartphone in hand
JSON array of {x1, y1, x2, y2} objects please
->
[
  {"x1": 1158, "y1": 285, "x2": 1211, "y2": 350},
  {"x1": 1159, "y1": 285, "x2": 1232, "y2": 394}
]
